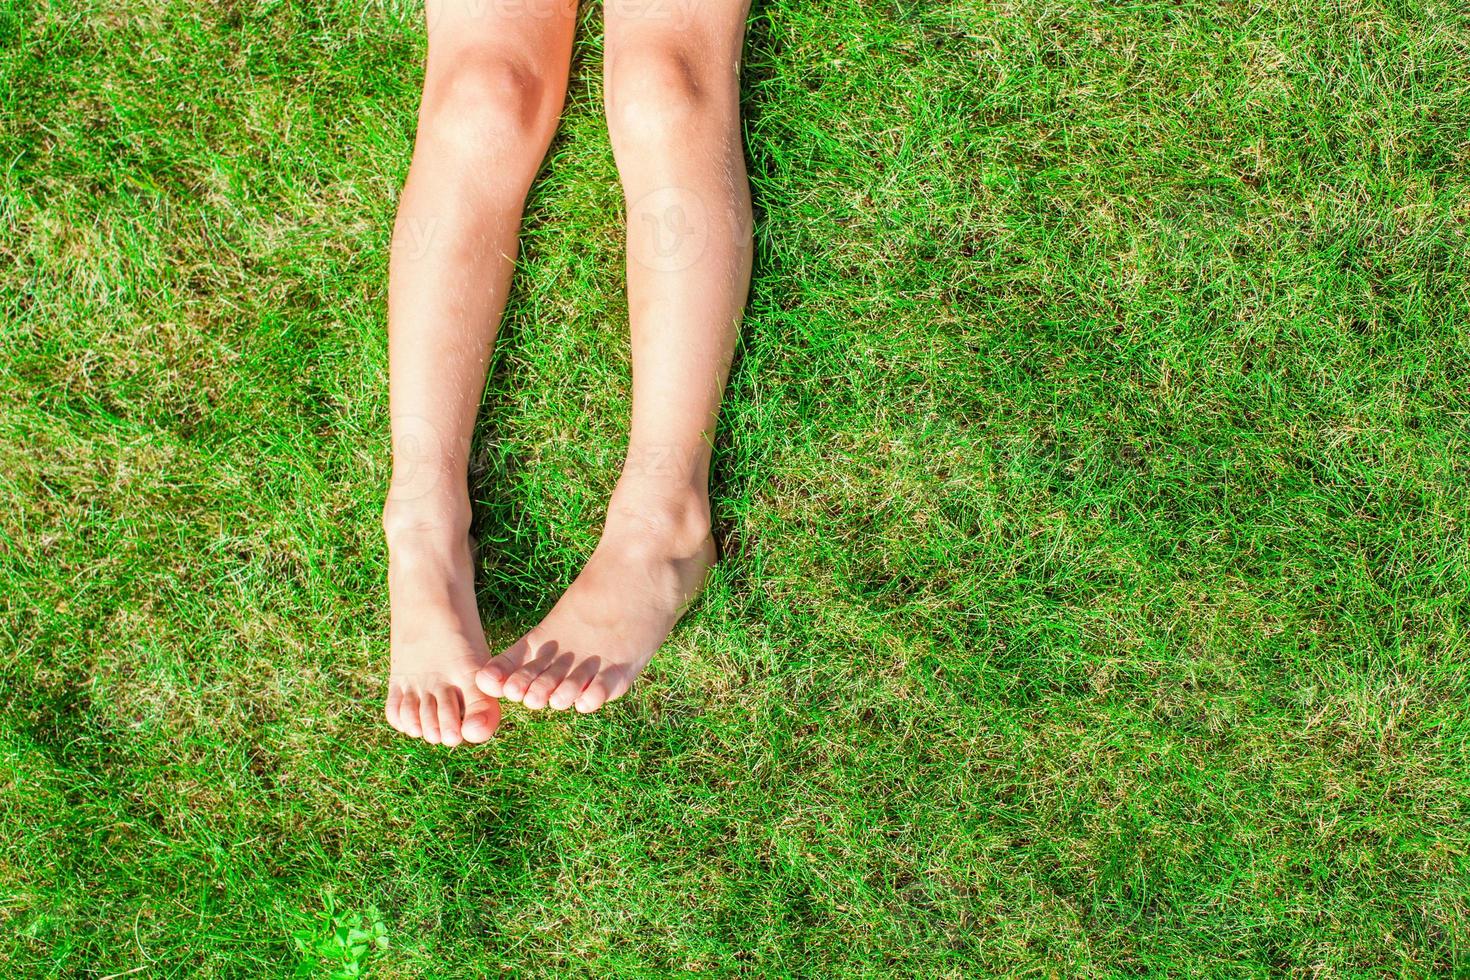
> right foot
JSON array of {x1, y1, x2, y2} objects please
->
[
  {"x1": 474, "y1": 479, "x2": 715, "y2": 713},
  {"x1": 383, "y1": 513, "x2": 500, "y2": 746}
]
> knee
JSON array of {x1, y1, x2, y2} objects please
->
[
  {"x1": 605, "y1": 44, "x2": 725, "y2": 145},
  {"x1": 419, "y1": 49, "x2": 554, "y2": 161}
]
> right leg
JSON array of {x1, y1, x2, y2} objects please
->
[
  {"x1": 383, "y1": 0, "x2": 575, "y2": 746},
  {"x1": 476, "y1": 1, "x2": 752, "y2": 715}
]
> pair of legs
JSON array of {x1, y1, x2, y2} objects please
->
[{"x1": 383, "y1": 0, "x2": 753, "y2": 744}]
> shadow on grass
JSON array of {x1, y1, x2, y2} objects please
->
[
  {"x1": 708, "y1": 1, "x2": 783, "y2": 601},
  {"x1": 463, "y1": 8, "x2": 607, "y2": 631}
]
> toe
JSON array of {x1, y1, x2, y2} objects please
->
[
  {"x1": 399, "y1": 690, "x2": 423, "y2": 737},
  {"x1": 522, "y1": 653, "x2": 574, "y2": 710},
  {"x1": 419, "y1": 691, "x2": 442, "y2": 744},
  {"x1": 575, "y1": 669, "x2": 624, "y2": 713},
  {"x1": 385, "y1": 684, "x2": 405, "y2": 732},
  {"x1": 503, "y1": 652, "x2": 556, "y2": 703},
  {"x1": 436, "y1": 687, "x2": 463, "y2": 747},
  {"x1": 460, "y1": 691, "x2": 501, "y2": 743},
  {"x1": 475, "y1": 661, "x2": 508, "y2": 698},
  {"x1": 548, "y1": 657, "x2": 601, "y2": 710},
  {"x1": 607, "y1": 674, "x2": 633, "y2": 703},
  {"x1": 476, "y1": 637, "x2": 530, "y2": 698}
]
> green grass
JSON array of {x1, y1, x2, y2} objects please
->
[{"x1": 4, "y1": 0, "x2": 1470, "y2": 975}]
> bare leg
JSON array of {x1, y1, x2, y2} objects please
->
[
  {"x1": 383, "y1": 0, "x2": 574, "y2": 745},
  {"x1": 478, "y1": 2, "x2": 753, "y2": 712}
]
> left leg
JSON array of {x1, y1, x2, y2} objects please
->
[
  {"x1": 385, "y1": 0, "x2": 577, "y2": 745},
  {"x1": 478, "y1": 0, "x2": 753, "y2": 712}
]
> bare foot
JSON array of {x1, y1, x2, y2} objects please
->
[
  {"x1": 383, "y1": 511, "x2": 500, "y2": 745},
  {"x1": 475, "y1": 482, "x2": 714, "y2": 713}
]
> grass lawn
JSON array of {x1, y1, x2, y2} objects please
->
[{"x1": 4, "y1": 0, "x2": 1470, "y2": 975}]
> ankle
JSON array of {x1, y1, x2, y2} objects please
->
[
  {"x1": 382, "y1": 493, "x2": 472, "y2": 546},
  {"x1": 605, "y1": 477, "x2": 712, "y2": 553}
]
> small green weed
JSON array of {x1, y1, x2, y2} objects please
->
[{"x1": 292, "y1": 898, "x2": 389, "y2": 979}]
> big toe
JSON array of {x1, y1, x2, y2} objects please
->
[
  {"x1": 476, "y1": 638, "x2": 531, "y2": 698},
  {"x1": 460, "y1": 692, "x2": 501, "y2": 743},
  {"x1": 475, "y1": 660, "x2": 509, "y2": 698}
]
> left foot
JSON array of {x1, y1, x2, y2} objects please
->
[
  {"x1": 382, "y1": 500, "x2": 501, "y2": 746},
  {"x1": 476, "y1": 481, "x2": 714, "y2": 712}
]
